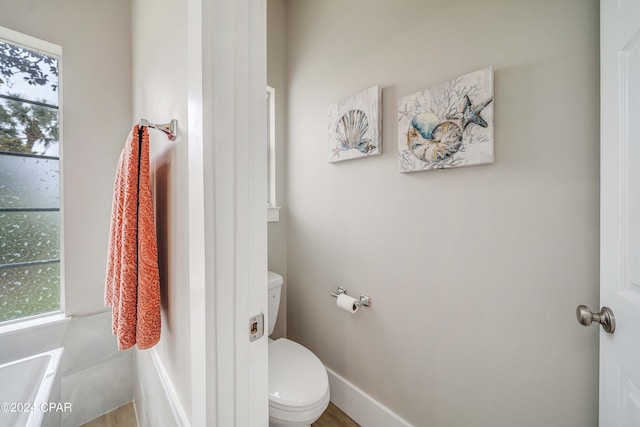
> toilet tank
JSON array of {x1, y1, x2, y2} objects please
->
[{"x1": 267, "y1": 271, "x2": 284, "y2": 336}]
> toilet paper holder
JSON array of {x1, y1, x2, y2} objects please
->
[{"x1": 330, "y1": 286, "x2": 371, "y2": 308}]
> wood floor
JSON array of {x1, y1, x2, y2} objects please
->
[
  {"x1": 81, "y1": 401, "x2": 358, "y2": 427},
  {"x1": 313, "y1": 402, "x2": 360, "y2": 427},
  {"x1": 79, "y1": 402, "x2": 136, "y2": 427}
]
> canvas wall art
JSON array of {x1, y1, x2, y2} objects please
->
[
  {"x1": 328, "y1": 85, "x2": 381, "y2": 163},
  {"x1": 397, "y1": 67, "x2": 494, "y2": 172}
]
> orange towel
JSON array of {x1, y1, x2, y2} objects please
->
[{"x1": 105, "y1": 125, "x2": 161, "y2": 350}]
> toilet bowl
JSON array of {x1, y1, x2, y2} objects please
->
[
  {"x1": 268, "y1": 272, "x2": 330, "y2": 427},
  {"x1": 269, "y1": 338, "x2": 330, "y2": 426}
]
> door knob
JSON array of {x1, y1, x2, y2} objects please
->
[{"x1": 576, "y1": 305, "x2": 616, "y2": 334}]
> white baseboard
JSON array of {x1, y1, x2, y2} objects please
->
[
  {"x1": 134, "y1": 348, "x2": 190, "y2": 427},
  {"x1": 326, "y1": 367, "x2": 413, "y2": 427},
  {"x1": 135, "y1": 353, "x2": 409, "y2": 427},
  {"x1": 149, "y1": 349, "x2": 190, "y2": 426}
]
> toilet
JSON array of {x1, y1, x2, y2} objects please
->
[{"x1": 268, "y1": 271, "x2": 330, "y2": 427}]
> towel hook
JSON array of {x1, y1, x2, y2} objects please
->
[{"x1": 140, "y1": 118, "x2": 178, "y2": 141}]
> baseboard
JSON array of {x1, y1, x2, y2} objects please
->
[
  {"x1": 136, "y1": 353, "x2": 409, "y2": 427},
  {"x1": 134, "y1": 348, "x2": 190, "y2": 427},
  {"x1": 149, "y1": 348, "x2": 190, "y2": 426},
  {"x1": 326, "y1": 367, "x2": 413, "y2": 427},
  {"x1": 132, "y1": 398, "x2": 141, "y2": 427}
]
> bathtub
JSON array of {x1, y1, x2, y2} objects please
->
[{"x1": 0, "y1": 348, "x2": 63, "y2": 427}]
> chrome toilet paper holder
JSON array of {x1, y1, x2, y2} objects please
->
[{"x1": 330, "y1": 286, "x2": 371, "y2": 308}]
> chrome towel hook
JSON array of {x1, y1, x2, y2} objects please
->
[{"x1": 140, "y1": 118, "x2": 178, "y2": 141}]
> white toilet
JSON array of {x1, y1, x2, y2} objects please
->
[{"x1": 268, "y1": 271, "x2": 330, "y2": 427}]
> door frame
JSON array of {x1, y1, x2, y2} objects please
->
[{"x1": 188, "y1": 0, "x2": 268, "y2": 425}]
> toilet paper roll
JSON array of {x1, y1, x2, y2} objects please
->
[{"x1": 336, "y1": 293, "x2": 359, "y2": 314}]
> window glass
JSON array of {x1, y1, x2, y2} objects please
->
[
  {"x1": 267, "y1": 86, "x2": 276, "y2": 209},
  {"x1": 0, "y1": 33, "x2": 61, "y2": 323}
]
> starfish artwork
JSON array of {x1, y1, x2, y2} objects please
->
[
  {"x1": 459, "y1": 94, "x2": 493, "y2": 131},
  {"x1": 397, "y1": 67, "x2": 494, "y2": 172}
]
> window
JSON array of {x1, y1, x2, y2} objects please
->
[
  {"x1": 0, "y1": 27, "x2": 62, "y2": 324},
  {"x1": 266, "y1": 86, "x2": 279, "y2": 222}
]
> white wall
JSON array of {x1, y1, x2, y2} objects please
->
[
  {"x1": 268, "y1": 0, "x2": 288, "y2": 339},
  {"x1": 0, "y1": 0, "x2": 132, "y2": 316},
  {"x1": 131, "y1": 0, "x2": 192, "y2": 423},
  {"x1": 285, "y1": 1, "x2": 600, "y2": 426}
]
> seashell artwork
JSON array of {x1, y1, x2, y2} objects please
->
[
  {"x1": 398, "y1": 67, "x2": 494, "y2": 172},
  {"x1": 328, "y1": 85, "x2": 381, "y2": 163}
]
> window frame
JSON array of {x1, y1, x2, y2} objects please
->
[
  {"x1": 0, "y1": 25, "x2": 64, "y2": 325},
  {"x1": 266, "y1": 85, "x2": 280, "y2": 222}
]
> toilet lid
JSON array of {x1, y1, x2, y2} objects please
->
[{"x1": 269, "y1": 338, "x2": 329, "y2": 409}]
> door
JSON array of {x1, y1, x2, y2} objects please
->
[{"x1": 600, "y1": 0, "x2": 640, "y2": 424}]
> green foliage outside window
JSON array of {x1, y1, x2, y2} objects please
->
[{"x1": 0, "y1": 40, "x2": 59, "y2": 155}]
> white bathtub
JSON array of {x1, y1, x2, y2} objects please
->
[{"x1": 0, "y1": 348, "x2": 63, "y2": 427}]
